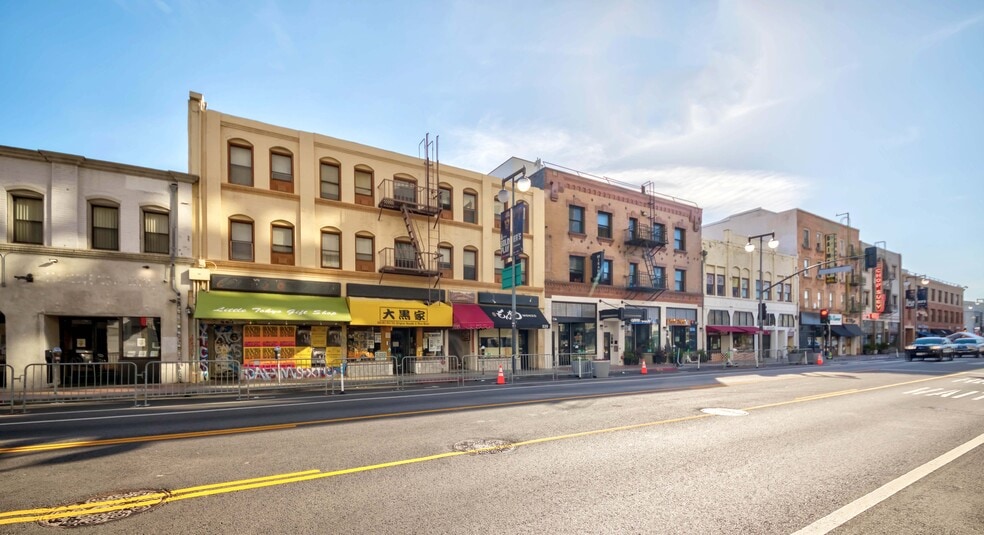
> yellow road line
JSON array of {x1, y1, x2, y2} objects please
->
[{"x1": 0, "y1": 371, "x2": 968, "y2": 526}]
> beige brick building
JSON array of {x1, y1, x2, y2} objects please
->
[
  {"x1": 901, "y1": 271, "x2": 965, "y2": 344},
  {"x1": 704, "y1": 208, "x2": 864, "y2": 355},
  {"x1": 187, "y1": 93, "x2": 548, "y2": 376}
]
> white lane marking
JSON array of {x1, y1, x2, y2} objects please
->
[{"x1": 792, "y1": 431, "x2": 984, "y2": 535}]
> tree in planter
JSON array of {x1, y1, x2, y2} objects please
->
[{"x1": 623, "y1": 350, "x2": 638, "y2": 365}]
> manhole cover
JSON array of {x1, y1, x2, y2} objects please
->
[
  {"x1": 452, "y1": 438, "x2": 515, "y2": 454},
  {"x1": 701, "y1": 408, "x2": 749, "y2": 417},
  {"x1": 37, "y1": 489, "x2": 170, "y2": 528}
]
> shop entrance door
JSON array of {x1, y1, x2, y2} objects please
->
[{"x1": 391, "y1": 328, "x2": 415, "y2": 374}]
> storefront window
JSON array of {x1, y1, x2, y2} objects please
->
[{"x1": 122, "y1": 317, "x2": 161, "y2": 358}]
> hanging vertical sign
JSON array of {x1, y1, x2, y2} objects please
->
[
  {"x1": 824, "y1": 234, "x2": 838, "y2": 283},
  {"x1": 874, "y1": 261, "x2": 885, "y2": 314},
  {"x1": 590, "y1": 251, "x2": 605, "y2": 284},
  {"x1": 500, "y1": 208, "x2": 511, "y2": 262},
  {"x1": 511, "y1": 204, "x2": 524, "y2": 258}
]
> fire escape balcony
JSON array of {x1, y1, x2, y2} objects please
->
[
  {"x1": 624, "y1": 225, "x2": 667, "y2": 248},
  {"x1": 377, "y1": 178, "x2": 442, "y2": 216},
  {"x1": 626, "y1": 274, "x2": 667, "y2": 293},
  {"x1": 377, "y1": 247, "x2": 441, "y2": 277}
]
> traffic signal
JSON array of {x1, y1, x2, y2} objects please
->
[
  {"x1": 820, "y1": 309, "x2": 829, "y2": 324},
  {"x1": 864, "y1": 246, "x2": 877, "y2": 269},
  {"x1": 758, "y1": 302, "x2": 768, "y2": 319}
]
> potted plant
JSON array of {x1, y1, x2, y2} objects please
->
[
  {"x1": 623, "y1": 350, "x2": 638, "y2": 366},
  {"x1": 571, "y1": 355, "x2": 591, "y2": 377}
]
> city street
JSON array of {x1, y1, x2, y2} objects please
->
[{"x1": 1, "y1": 358, "x2": 982, "y2": 534}]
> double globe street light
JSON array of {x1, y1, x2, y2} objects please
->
[
  {"x1": 498, "y1": 167, "x2": 531, "y2": 378},
  {"x1": 745, "y1": 232, "x2": 779, "y2": 367}
]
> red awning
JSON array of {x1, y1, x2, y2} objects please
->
[
  {"x1": 706, "y1": 325, "x2": 742, "y2": 333},
  {"x1": 452, "y1": 304, "x2": 494, "y2": 330},
  {"x1": 735, "y1": 326, "x2": 762, "y2": 334}
]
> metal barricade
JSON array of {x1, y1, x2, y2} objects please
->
[
  {"x1": 240, "y1": 359, "x2": 335, "y2": 397},
  {"x1": 398, "y1": 356, "x2": 463, "y2": 389},
  {"x1": 342, "y1": 357, "x2": 400, "y2": 391},
  {"x1": 141, "y1": 361, "x2": 245, "y2": 404},
  {"x1": 1, "y1": 364, "x2": 13, "y2": 413},
  {"x1": 20, "y1": 362, "x2": 140, "y2": 410},
  {"x1": 510, "y1": 353, "x2": 558, "y2": 381}
]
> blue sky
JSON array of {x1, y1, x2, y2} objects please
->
[{"x1": 2, "y1": 0, "x2": 982, "y2": 299}]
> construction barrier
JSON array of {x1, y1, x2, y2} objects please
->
[{"x1": 19, "y1": 362, "x2": 141, "y2": 409}]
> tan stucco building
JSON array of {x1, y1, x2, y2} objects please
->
[{"x1": 187, "y1": 92, "x2": 548, "y2": 375}]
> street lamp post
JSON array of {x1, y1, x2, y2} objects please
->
[
  {"x1": 498, "y1": 167, "x2": 531, "y2": 379},
  {"x1": 745, "y1": 232, "x2": 778, "y2": 368}
]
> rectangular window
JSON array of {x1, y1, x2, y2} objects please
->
[
  {"x1": 764, "y1": 280, "x2": 772, "y2": 300},
  {"x1": 732, "y1": 276, "x2": 740, "y2": 297},
  {"x1": 597, "y1": 211, "x2": 612, "y2": 239},
  {"x1": 143, "y1": 211, "x2": 169, "y2": 254},
  {"x1": 653, "y1": 266, "x2": 666, "y2": 289},
  {"x1": 599, "y1": 259, "x2": 613, "y2": 285},
  {"x1": 13, "y1": 195, "x2": 43, "y2": 244},
  {"x1": 229, "y1": 145, "x2": 253, "y2": 186},
  {"x1": 706, "y1": 273, "x2": 714, "y2": 295},
  {"x1": 653, "y1": 223, "x2": 666, "y2": 244},
  {"x1": 230, "y1": 221, "x2": 254, "y2": 261},
  {"x1": 395, "y1": 241, "x2": 417, "y2": 269},
  {"x1": 569, "y1": 206, "x2": 585, "y2": 234},
  {"x1": 674, "y1": 228, "x2": 685, "y2": 251},
  {"x1": 91, "y1": 205, "x2": 119, "y2": 251},
  {"x1": 674, "y1": 269, "x2": 686, "y2": 292},
  {"x1": 741, "y1": 278, "x2": 749, "y2": 299},
  {"x1": 463, "y1": 192, "x2": 478, "y2": 224},
  {"x1": 628, "y1": 263, "x2": 639, "y2": 286},
  {"x1": 270, "y1": 152, "x2": 293, "y2": 192},
  {"x1": 320, "y1": 163, "x2": 341, "y2": 200},
  {"x1": 355, "y1": 236, "x2": 374, "y2": 272},
  {"x1": 802, "y1": 228, "x2": 810, "y2": 248},
  {"x1": 463, "y1": 249, "x2": 477, "y2": 281},
  {"x1": 628, "y1": 218, "x2": 638, "y2": 240},
  {"x1": 321, "y1": 232, "x2": 340, "y2": 268},
  {"x1": 569, "y1": 255, "x2": 585, "y2": 283},
  {"x1": 716, "y1": 274, "x2": 725, "y2": 296},
  {"x1": 394, "y1": 180, "x2": 417, "y2": 204}
]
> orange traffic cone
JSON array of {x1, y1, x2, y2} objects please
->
[
  {"x1": 817, "y1": 353, "x2": 824, "y2": 366},
  {"x1": 641, "y1": 360, "x2": 648, "y2": 375},
  {"x1": 496, "y1": 364, "x2": 506, "y2": 384}
]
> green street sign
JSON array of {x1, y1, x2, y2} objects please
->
[{"x1": 501, "y1": 263, "x2": 523, "y2": 289}]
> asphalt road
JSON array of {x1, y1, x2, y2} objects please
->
[{"x1": 1, "y1": 358, "x2": 982, "y2": 534}]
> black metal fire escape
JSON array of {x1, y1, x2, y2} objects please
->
[{"x1": 624, "y1": 181, "x2": 667, "y2": 300}]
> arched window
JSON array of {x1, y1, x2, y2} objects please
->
[
  {"x1": 355, "y1": 166, "x2": 374, "y2": 206},
  {"x1": 229, "y1": 216, "x2": 254, "y2": 261},
  {"x1": 228, "y1": 140, "x2": 253, "y2": 186},
  {"x1": 271, "y1": 221, "x2": 294, "y2": 265},
  {"x1": 355, "y1": 232, "x2": 375, "y2": 272},
  {"x1": 321, "y1": 228, "x2": 341, "y2": 269},
  {"x1": 462, "y1": 189, "x2": 478, "y2": 224},
  {"x1": 270, "y1": 148, "x2": 294, "y2": 193},
  {"x1": 320, "y1": 158, "x2": 341, "y2": 201},
  {"x1": 90, "y1": 200, "x2": 120, "y2": 251},
  {"x1": 10, "y1": 190, "x2": 44, "y2": 244}
]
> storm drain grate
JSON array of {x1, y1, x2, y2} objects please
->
[
  {"x1": 452, "y1": 438, "x2": 515, "y2": 454},
  {"x1": 37, "y1": 489, "x2": 170, "y2": 528}
]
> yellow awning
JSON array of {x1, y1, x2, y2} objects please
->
[{"x1": 347, "y1": 298, "x2": 452, "y2": 327}]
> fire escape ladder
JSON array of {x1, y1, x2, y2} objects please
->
[{"x1": 401, "y1": 204, "x2": 427, "y2": 270}]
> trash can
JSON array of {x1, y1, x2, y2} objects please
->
[{"x1": 592, "y1": 360, "x2": 610, "y2": 378}]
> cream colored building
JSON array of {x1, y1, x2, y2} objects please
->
[
  {"x1": 702, "y1": 230, "x2": 798, "y2": 360},
  {"x1": 186, "y1": 92, "x2": 548, "y2": 375},
  {"x1": 0, "y1": 145, "x2": 196, "y2": 389}
]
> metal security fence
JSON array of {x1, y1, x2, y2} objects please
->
[
  {"x1": 2, "y1": 364, "x2": 13, "y2": 413},
  {"x1": 20, "y1": 362, "x2": 141, "y2": 408},
  {"x1": 141, "y1": 361, "x2": 245, "y2": 403},
  {"x1": 240, "y1": 360, "x2": 336, "y2": 397},
  {"x1": 398, "y1": 356, "x2": 463, "y2": 388}
]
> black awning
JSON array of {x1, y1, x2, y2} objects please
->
[
  {"x1": 600, "y1": 307, "x2": 647, "y2": 321},
  {"x1": 479, "y1": 305, "x2": 551, "y2": 329},
  {"x1": 831, "y1": 324, "x2": 864, "y2": 337}
]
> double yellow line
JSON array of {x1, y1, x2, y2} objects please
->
[{"x1": 0, "y1": 371, "x2": 964, "y2": 526}]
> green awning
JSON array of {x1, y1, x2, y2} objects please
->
[{"x1": 194, "y1": 291, "x2": 350, "y2": 322}]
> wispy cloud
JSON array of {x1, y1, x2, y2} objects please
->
[{"x1": 918, "y1": 11, "x2": 984, "y2": 48}]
